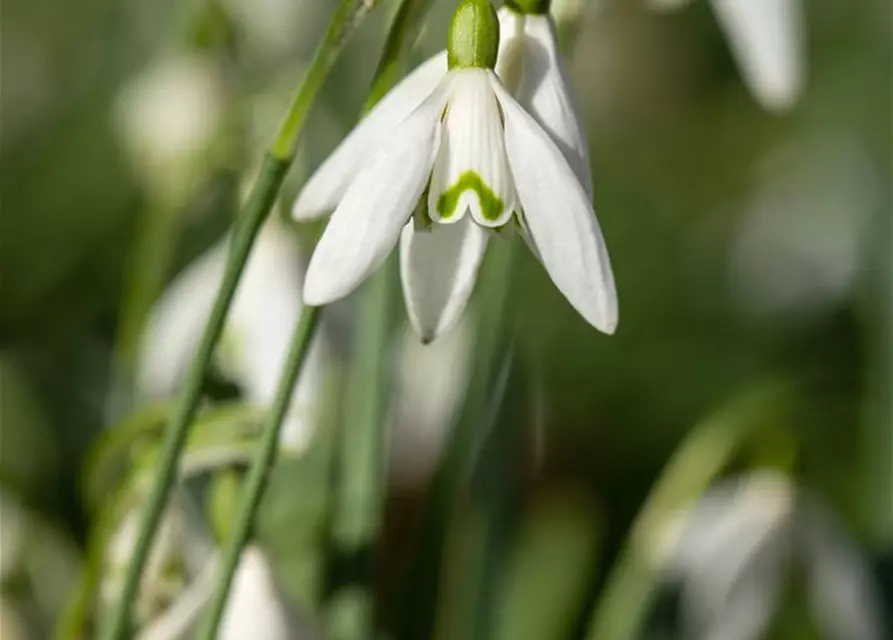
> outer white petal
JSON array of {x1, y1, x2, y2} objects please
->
[
  {"x1": 303, "y1": 79, "x2": 451, "y2": 305},
  {"x1": 228, "y1": 220, "x2": 326, "y2": 452},
  {"x1": 515, "y1": 14, "x2": 593, "y2": 197},
  {"x1": 427, "y1": 69, "x2": 516, "y2": 228},
  {"x1": 399, "y1": 217, "x2": 488, "y2": 343},
  {"x1": 389, "y1": 319, "x2": 472, "y2": 487},
  {"x1": 219, "y1": 547, "x2": 293, "y2": 640},
  {"x1": 710, "y1": 0, "x2": 805, "y2": 111},
  {"x1": 292, "y1": 51, "x2": 448, "y2": 220},
  {"x1": 138, "y1": 244, "x2": 227, "y2": 399},
  {"x1": 490, "y1": 76, "x2": 617, "y2": 333}
]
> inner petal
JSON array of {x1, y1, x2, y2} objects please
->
[{"x1": 427, "y1": 68, "x2": 516, "y2": 228}]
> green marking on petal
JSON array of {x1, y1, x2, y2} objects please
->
[{"x1": 436, "y1": 170, "x2": 504, "y2": 222}]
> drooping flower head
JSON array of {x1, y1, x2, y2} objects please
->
[{"x1": 295, "y1": 0, "x2": 617, "y2": 342}]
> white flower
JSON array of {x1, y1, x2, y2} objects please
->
[
  {"x1": 137, "y1": 217, "x2": 326, "y2": 452},
  {"x1": 293, "y1": 0, "x2": 616, "y2": 342},
  {"x1": 218, "y1": 546, "x2": 295, "y2": 640},
  {"x1": 388, "y1": 319, "x2": 472, "y2": 486},
  {"x1": 656, "y1": 471, "x2": 885, "y2": 640},
  {"x1": 650, "y1": 0, "x2": 805, "y2": 111},
  {"x1": 116, "y1": 53, "x2": 225, "y2": 200}
]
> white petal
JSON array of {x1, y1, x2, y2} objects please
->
[
  {"x1": 514, "y1": 14, "x2": 593, "y2": 197},
  {"x1": 228, "y1": 220, "x2": 325, "y2": 452},
  {"x1": 220, "y1": 547, "x2": 293, "y2": 640},
  {"x1": 427, "y1": 69, "x2": 516, "y2": 228},
  {"x1": 495, "y1": 7, "x2": 527, "y2": 94},
  {"x1": 399, "y1": 217, "x2": 488, "y2": 343},
  {"x1": 490, "y1": 75, "x2": 617, "y2": 333},
  {"x1": 292, "y1": 51, "x2": 448, "y2": 220},
  {"x1": 303, "y1": 79, "x2": 451, "y2": 305},
  {"x1": 710, "y1": 0, "x2": 805, "y2": 111},
  {"x1": 137, "y1": 240, "x2": 228, "y2": 399}
]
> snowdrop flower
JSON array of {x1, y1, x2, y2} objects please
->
[
  {"x1": 217, "y1": 546, "x2": 296, "y2": 640},
  {"x1": 649, "y1": 0, "x2": 805, "y2": 111},
  {"x1": 138, "y1": 216, "x2": 326, "y2": 452},
  {"x1": 116, "y1": 53, "x2": 225, "y2": 202},
  {"x1": 293, "y1": 0, "x2": 616, "y2": 342},
  {"x1": 729, "y1": 136, "x2": 876, "y2": 318},
  {"x1": 389, "y1": 319, "x2": 472, "y2": 486},
  {"x1": 656, "y1": 471, "x2": 885, "y2": 640}
]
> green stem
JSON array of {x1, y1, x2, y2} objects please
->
[
  {"x1": 98, "y1": 1, "x2": 379, "y2": 635},
  {"x1": 584, "y1": 381, "x2": 790, "y2": 640},
  {"x1": 324, "y1": 2, "x2": 437, "y2": 638},
  {"x1": 196, "y1": 307, "x2": 321, "y2": 639},
  {"x1": 272, "y1": 0, "x2": 386, "y2": 161},
  {"x1": 99, "y1": 154, "x2": 287, "y2": 640}
]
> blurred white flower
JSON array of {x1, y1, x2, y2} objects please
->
[
  {"x1": 137, "y1": 217, "x2": 327, "y2": 452},
  {"x1": 656, "y1": 471, "x2": 885, "y2": 640},
  {"x1": 220, "y1": 0, "x2": 311, "y2": 55},
  {"x1": 649, "y1": 0, "x2": 805, "y2": 111},
  {"x1": 116, "y1": 53, "x2": 225, "y2": 201},
  {"x1": 293, "y1": 2, "x2": 616, "y2": 342},
  {"x1": 388, "y1": 320, "x2": 473, "y2": 486},
  {"x1": 729, "y1": 137, "x2": 877, "y2": 318},
  {"x1": 218, "y1": 546, "x2": 295, "y2": 640}
]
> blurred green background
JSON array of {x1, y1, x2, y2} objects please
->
[{"x1": 1, "y1": 0, "x2": 890, "y2": 638}]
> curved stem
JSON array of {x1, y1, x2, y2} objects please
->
[
  {"x1": 195, "y1": 306, "x2": 321, "y2": 639},
  {"x1": 98, "y1": 0, "x2": 381, "y2": 635}
]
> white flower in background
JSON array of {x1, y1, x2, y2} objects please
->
[
  {"x1": 217, "y1": 546, "x2": 295, "y2": 640},
  {"x1": 729, "y1": 136, "x2": 877, "y2": 318},
  {"x1": 655, "y1": 471, "x2": 885, "y2": 640},
  {"x1": 388, "y1": 320, "x2": 472, "y2": 486},
  {"x1": 293, "y1": 0, "x2": 616, "y2": 342},
  {"x1": 220, "y1": 0, "x2": 306, "y2": 55},
  {"x1": 649, "y1": 0, "x2": 805, "y2": 111},
  {"x1": 138, "y1": 217, "x2": 326, "y2": 452},
  {"x1": 116, "y1": 53, "x2": 224, "y2": 201}
]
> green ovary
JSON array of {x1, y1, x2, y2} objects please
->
[{"x1": 436, "y1": 171, "x2": 504, "y2": 222}]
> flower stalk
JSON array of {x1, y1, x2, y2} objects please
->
[
  {"x1": 195, "y1": 306, "x2": 321, "y2": 639},
  {"x1": 98, "y1": 1, "x2": 382, "y2": 637}
]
